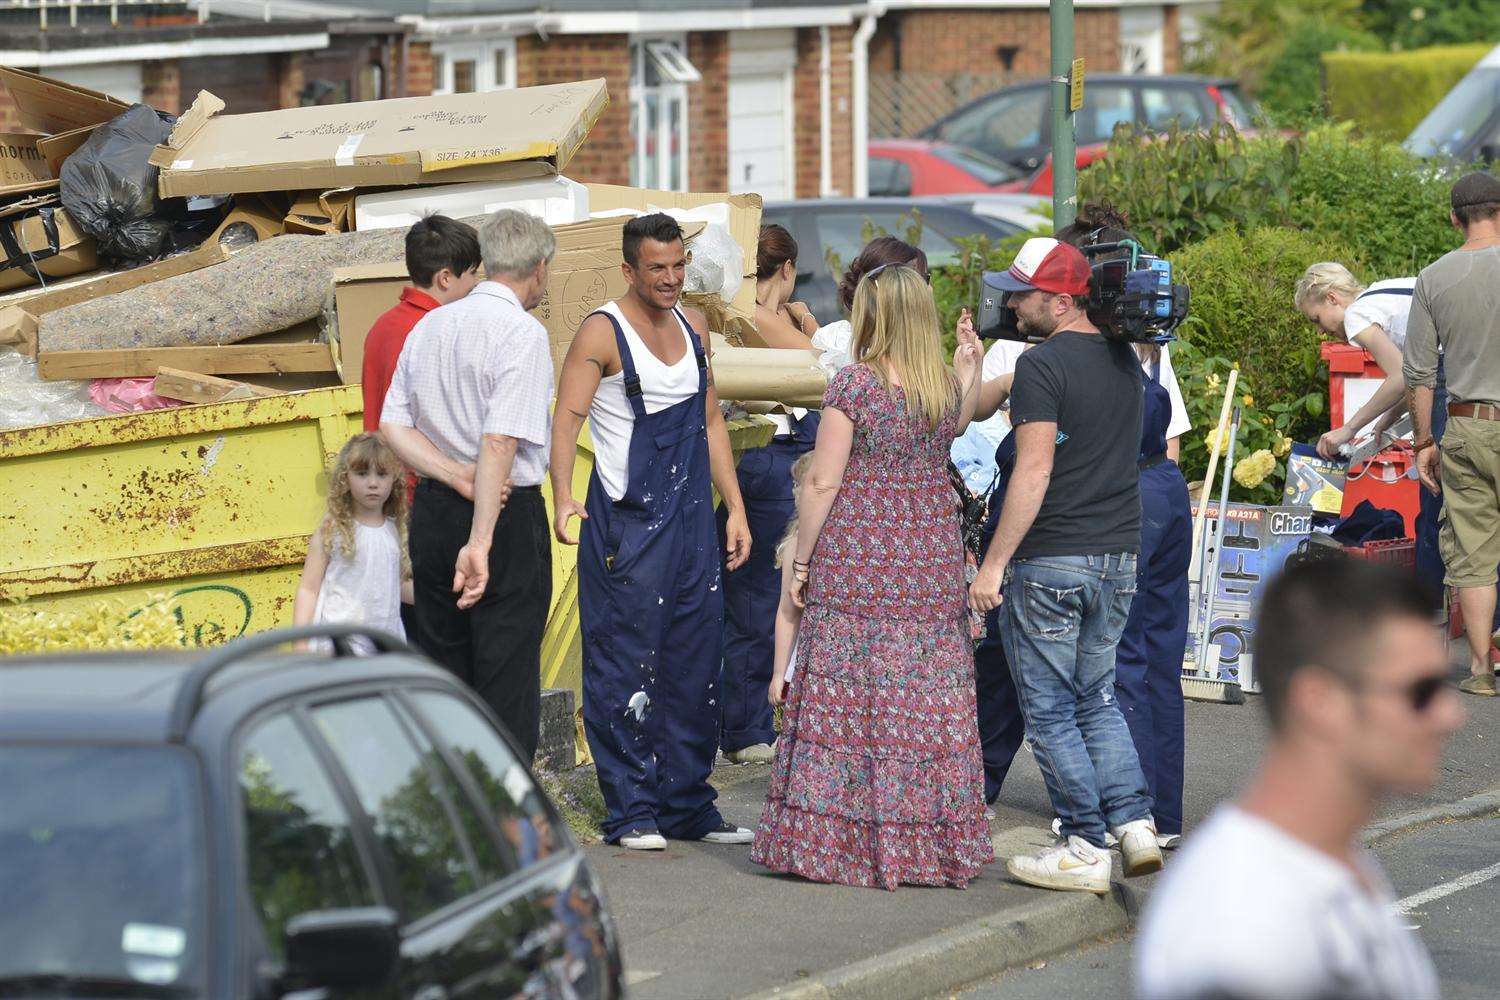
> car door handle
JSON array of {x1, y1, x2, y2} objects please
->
[{"x1": 413, "y1": 986, "x2": 448, "y2": 1000}]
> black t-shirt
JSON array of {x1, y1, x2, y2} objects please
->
[{"x1": 1008, "y1": 330, "x2": 1143, "y2": 559}]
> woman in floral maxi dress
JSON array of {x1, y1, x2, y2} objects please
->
[{"x1": 750, "y1": 264, "x2": 992, "y2": 890}]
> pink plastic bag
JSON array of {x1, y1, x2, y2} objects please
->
[{"x1": 88, "y1": 377, "x2": 183, "y2": 414}]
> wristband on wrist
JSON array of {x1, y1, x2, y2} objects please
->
[{"x1": 1413, "y1": 437, "x2": 1436, "y2": 452}]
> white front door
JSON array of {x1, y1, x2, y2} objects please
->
[{"x1": 729, "y1": 30, "x2": 795, "y2": 200}]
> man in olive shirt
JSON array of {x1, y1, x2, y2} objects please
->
[{"x1": 1403, "y1": 171, "x2": 1500, "y2": 697}]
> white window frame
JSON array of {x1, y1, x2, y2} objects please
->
[
  {"x1": 430, "y1": 37, "x2": 517, "y2": 96},
  {"x1": 630, "y1": 33, "x2": 695, "y2": 191},
  {"x1": 1119, "y1": 6, "x2": 1166, "y2": 76}
]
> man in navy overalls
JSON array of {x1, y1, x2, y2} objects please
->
[{"x1": 550, "y1": 213, "x2": 756, "y2": 850}]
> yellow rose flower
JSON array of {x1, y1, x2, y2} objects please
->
[
  {"x1": 1242, "y1": 393, "x2": 1254, "y2": 407},
  {"x1": 1273, "y1": 435, "x2": 1292, "y2": 458},
  {"x1": 1206, "y1": 372, "x2": 1222, "y2": 391},
  {"x1": 1233, "y1": 449, "x2": 1277, "y2": 490}
]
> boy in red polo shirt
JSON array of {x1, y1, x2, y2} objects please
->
[{"x1": 362, "y1": 215, "x2": 483, "y2": 430}]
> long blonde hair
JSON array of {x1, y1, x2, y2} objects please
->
[
  {"x1": 322, "y1": 433, "x2": 411, "y2": 577},
  {"x1": 849, "y1": 265, "x2": 957, "y2": 430},
  {"x1": 775, "y1": 453, "x2": 816, "y2": 569}
]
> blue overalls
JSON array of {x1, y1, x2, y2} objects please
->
[
  {"x1": 974, "y1": 432, "x2": 1025, "y2": 803},
  {"x1": 718, "y1": 411, "x2": 819, "y2": 753},
  {"x1": 578, "y1": 307, "x2": 727, "y2": 843},
  {"x1": 1112, "y1": 358, "x2": 1191, "y2": 836}
]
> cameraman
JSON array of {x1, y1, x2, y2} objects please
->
[{"x1": 969, "y1": 237, "x2": 1161, "y2": 894}]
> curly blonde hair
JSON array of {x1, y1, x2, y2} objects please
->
[{"x1": 323, "y1": 433, "x2": 411, "y2": 578}]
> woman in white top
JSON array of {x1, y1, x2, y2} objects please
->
[{"x1": 1295, "y1": 262, "x2": 1416, "y2": 459}]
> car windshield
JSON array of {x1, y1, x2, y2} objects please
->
[
  {"x1": 1406, "y1": 66, "x2": 1500, "y2": 158},
  {"x1": 1216, "y1": 86, "x2": 1257, "y2": 129},
  {"x1": 0, "y1": 745, "x2": 205, "y2": 995},
  {"x1": 933, "y1": 144, "x2": 1023, "y2": 185}
]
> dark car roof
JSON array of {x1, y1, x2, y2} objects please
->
[
  {"x1": 979, "y1": 73, "x2": 1239, "y2": 88},
  {"x1": 764, "y1": 196, "x2": 1007, "y2": 215},
  {"x1": 0, "y1": 650, "x2": 453, "y2": 743}
]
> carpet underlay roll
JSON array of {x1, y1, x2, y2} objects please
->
[{"x1": 37, "y1": 216, "x2": 487, "y2": 352}]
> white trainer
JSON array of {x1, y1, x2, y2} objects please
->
[
  {"x1": 725, "y1": 743, "x2": 775, "y2": 765},
  {"x1": 1156, "y1": 833, "x2": 1182, "y2": 851},
  {"x1": 699, "y1": 821, "x2": 755, "y2": 845},
  {"x1": 1006, "y1": 836, "x2": 1111, "y2": 895},
  {"x1": 619, "y1": 829, "x2": 667, "y2": 851},
  {"x1": 1112, "y1": 818, "x2": 1164, "y2": 876},
  {"x1": 1050, "y1": 817, "x2": 1118, "y2": 847}
]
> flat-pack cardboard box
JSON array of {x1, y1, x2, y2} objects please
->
[
  {"x1": 0, "y1": 67, "x2": 132, "y2": 174},
  {"x1": 328, "y1": 261, "x2": 408, "y2": 383},
  {"x1": 0, "y1": 193, "x2": 97, "y2": 294},
  {"x1": 153, "y1": 79, "x2": 609, "y2": 198},
  {"x1": 0, "y1": 132, "x2": 58, "y2": 199}
]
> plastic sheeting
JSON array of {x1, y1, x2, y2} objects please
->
[{"x1": 0, "y1": 349, "x2": 106, "y2": 429}]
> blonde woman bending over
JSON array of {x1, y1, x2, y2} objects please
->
[
  {"x1": 1295, "y1": 262, "x2": 1416, "y2": 459},
  {"x1": 749, "y1": 264, "x2": 991, "y2": 890}
]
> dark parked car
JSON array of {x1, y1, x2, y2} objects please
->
[
  {"x1": 762, "y1": 198, "x2": 1021, "y2": 323},
  {"x1": 920, "y1": 74, "x2": 1257, "y2": 172},
  {"x1": 0, "y1": 625, "x2": 622, "y2": 999},
  {"x1": 1404, "y1": 43, "x2": 1500, "y2": 163}
]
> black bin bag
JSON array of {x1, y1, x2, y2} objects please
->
[{"x1": 59, "y1": 103, "x2": 185, "y2": 267}]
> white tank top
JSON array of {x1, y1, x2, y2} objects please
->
[
  {"x1": 312, "y1": 518, "x2": 405, "y2": 654},
  {"x1": 588, "y1": 301, "x2": 700, "y2": 501}
]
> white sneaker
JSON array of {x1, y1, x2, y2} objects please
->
[
  {"x1": 698, "y1": 821, "x2": 755, "y2": 845},
  {"x1": 1006, "y1": 836, "x2": 1111, "y2": 894},
  {"x1": 1156, "y1": 833, "x2": 1182, "y2": 851},
  {"x1": 1112, "y1": 818, "x2": 1164, "y2": 877},
  {"x1": 725, "y1": 743, "x2": 775, "y2": 764},
  {"x1": 1051, "y1": 817, "x2": 1117, "y2": 847},
  {"x1": 619, "y1": 828, "x2": 667, "y2": 851}
]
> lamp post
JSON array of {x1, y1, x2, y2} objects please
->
[{"x1": 1050, "y1": 0, "x2": 1078, "y2": 229}]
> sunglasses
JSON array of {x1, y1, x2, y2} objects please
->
[{"x1": 1359, "y1": 673, "x2": 1450, "y2": 713}]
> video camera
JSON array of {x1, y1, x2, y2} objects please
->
[{"x1": 976, "y1": 238, "x2": 1189, "y2": 345}]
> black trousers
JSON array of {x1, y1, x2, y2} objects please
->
[{"x1": 409, "y1": 480, "x2": 552, "y2": 763}]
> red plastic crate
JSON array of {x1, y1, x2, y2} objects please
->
[
  {"x1": 1344, "y1": 537, "x2": 1416, "y2": 570},
  {"x1": 1319, "y1": 343, "x2": 1419, "y2": 535}
]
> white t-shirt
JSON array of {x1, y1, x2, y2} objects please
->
[
  {"x1": 1135, "y1": 806, "x2": 1439, "y2": 1000},
  {"x1": 588, "y1": 301, "x2": 700, "y2": 501},
  {"x1": 1344, "y1": 278, "x2": 1416, "y2": 350}
]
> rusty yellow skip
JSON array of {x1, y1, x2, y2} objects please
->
[{"x1": 0, "y1": 385, "x2": 772, "y2": 718}]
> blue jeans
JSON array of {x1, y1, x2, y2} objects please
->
[{"x1": 999, "y1": 552, "x2": 1154, "y2": 849}]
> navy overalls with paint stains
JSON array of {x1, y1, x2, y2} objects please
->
[{"x1": 578, "y1": 306, "x2": 728, "y2": 843}]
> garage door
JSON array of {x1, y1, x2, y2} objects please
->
[
  {"x1": 48, "y1": 62, "x2": 143, "y2": 105},
  {"x1": 729, "y1": 30, "x2": 795, "y2": 200}
]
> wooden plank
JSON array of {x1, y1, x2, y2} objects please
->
[
  {"x1": 38, "y1": 342, "x2": 336, "y2": 380},
  {"x1": 151, "y1": 367, "x2": 281, "y2": 405}
]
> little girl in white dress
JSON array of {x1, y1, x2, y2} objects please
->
[{"x1": 293, "y1": 433, "x2": 411, "y2": 653}]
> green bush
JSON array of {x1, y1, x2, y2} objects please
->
[
  {"x1": 1084, "y1": 123, "x2": 1460, "y2": 276},
  {"x1": 1260, "y1": 21, "x2": 1381, "y2": 122},
  {"x1": 1361, "y1": 0, "x2": 1500, "y2": 50},
  {"x1": 1323, "y1": 43, "x2": 1492, "y2": 140},
  {"x1": 1283, "y1": 123, "x2": 1459, "y2": 276},
  {"x1": 1169, "y1": 226, "x2": 1356, "y2": 483},
  {"x1": 1078, "y1": 123, "x2": 1301, "y2": 254}
]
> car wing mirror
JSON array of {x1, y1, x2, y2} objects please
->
[{"x1": 282, "y1": 906, "x2": 399, "y2": 993}]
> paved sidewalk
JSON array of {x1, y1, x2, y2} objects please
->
[{"x1": 587, "y1": 689, "x2": 1500, "y2": 1000}]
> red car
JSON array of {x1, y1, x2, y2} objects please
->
[{"x1": 868, "y1": 138, "x2": 1109, "y2": 198}]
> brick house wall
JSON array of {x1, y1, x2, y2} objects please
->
[
  {"x1": 142, "y1": 60, "x2": 182, "y2": 115},
  {"x1": 179, "y1": 54, "x2": 282, "y2": 113},
  {"x1": 873, "y1": 8, "x2": 1123, "y2": 78},
  {"x1": 406, "y1": 41, "x2": 435, "y2": 98},
  {"x1": 687, "y1": 31, "x2": 729, "y2": 191},
  {"x1": 516, "y1": 33, "x2": 632, "y2": 185},
  {"x1": 1163, "y1": 5, "x2": 1182, "y2": 74},
  {"x1": 792, "y1": 25, "x2": 854, "y2": 198}
]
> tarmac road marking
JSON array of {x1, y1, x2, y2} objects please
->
[{"x1": 1395, "y1": 860, "x2": 1500, "y2": 914}]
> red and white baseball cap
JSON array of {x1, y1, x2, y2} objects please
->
[{"x1": 992, "y1": 237, "x2": 1091, "y2": 296}]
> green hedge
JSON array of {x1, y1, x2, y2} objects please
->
[
  {"x1": 1171, "y1": 228, "x2": 1361, "y2": 437},
  {"x1": 1323, "y1": 43, "x2": 1493, "y2": 141},
  {"x1": 1260, "y1": 21, "x2": 1380, "y2": 123}
]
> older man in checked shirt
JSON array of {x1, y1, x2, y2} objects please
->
[{"x1": 381, "y1": 208, "x2": 556, "y2": 762}]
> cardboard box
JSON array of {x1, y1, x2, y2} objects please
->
[
  {"x1": 329, "y1": 261, "x2": 408, "y2": 383},
  {"x1": 0, "y1": 67, "x2": 132, "y2": 174},
  {"x1": 154, "y1": 79, "x2": 610, "y2": 198},
  {"x1": 0, "y1": 194, "x2": 97, "y2": 294},
  {"x1": 283, "y1": 188, "x2": 356, "y2": 236},
  {"x1": 0, "y1": 133, "x2": 57, "y2": 199}
]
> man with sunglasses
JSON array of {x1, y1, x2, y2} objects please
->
[{"x1": 1136, "y1": 558, "x2": 1459, "y2": 1000}]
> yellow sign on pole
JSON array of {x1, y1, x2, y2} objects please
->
[{"x1": 1070, "y1": 58, "x2": 1086, "y2": 113}]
